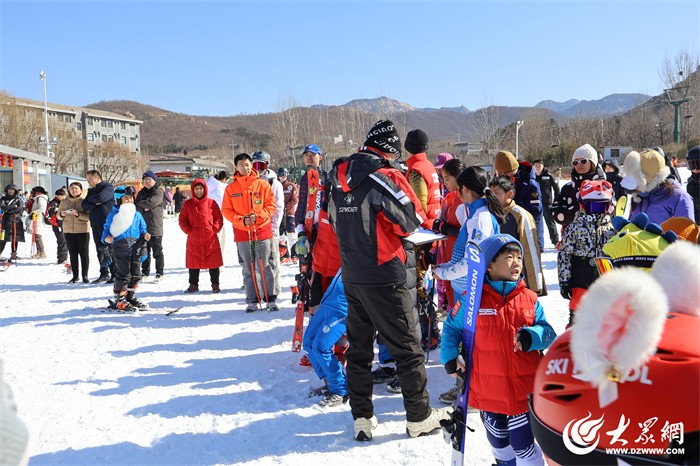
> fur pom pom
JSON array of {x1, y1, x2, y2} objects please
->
[
  {"x1": 652, "y1": 241, "x2": 700, "y2": 317},
  {"x1": 571, "y1": 268, "x2": 668, "y2": 392},
  {"x1": 109, "y1": 203, "x2": 135, "y2": 239}
]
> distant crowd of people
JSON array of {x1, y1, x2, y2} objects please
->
[{"x1": 1, "y1": 118, "x2": 698, "y2": 460}]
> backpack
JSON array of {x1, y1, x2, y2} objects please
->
[{"x1": 45, "y1": 199, "x2": 59, "y2": 226}]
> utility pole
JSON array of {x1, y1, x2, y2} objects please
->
[{"x1": 664, "y1": 85, "x2": 693, "y2": 144}]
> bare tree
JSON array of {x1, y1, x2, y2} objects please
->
[
  {"x1": 473, "y1": 105, "x2": 506, "y2": 152},
  {"x1": 271, "y1": 91, "x2": 302, "y2": 167},
  {"x1": 91, "y1": 141, "x2": 139, "y2": 184},
  {"x1": 659, "y1": 48, "x2": 699, "y2": 90}
]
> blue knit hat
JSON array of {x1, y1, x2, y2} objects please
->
[
  {"x1": 479, "y1": 234, "x2": 523, "y2": 266},
  {"x1": 143, "y1": 170, "x2": 158, "y2": 182}
]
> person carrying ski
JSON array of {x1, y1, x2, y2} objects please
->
[
  {"x1": 328, "y1": 119, "x2": 451, "y2": 441},
  {"x1": 179, "y1": 179, "x2": 224, "y2": 293},
  {"x1": 102, "y1": 193, "x2": 150, "y2": 312},
  {"x1": 404, "y1": 128, "x2": 443, "y2": 352},
  {"x1": 221, "y1": 153, "x2": 277, "y2": 312},
  {"x1": 0, "y1": 184, "x2": 25, "y2": 263},
  {"x1": 441, "y1": 234, "x2": 556, "y2": 466}
]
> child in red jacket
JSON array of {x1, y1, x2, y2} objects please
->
[
  {"x1": 179, "y1": 179, "x2": 224, "y2": 293},
  {"x1": 441, "y1": 234, "x2": 556, "y2": 466}
]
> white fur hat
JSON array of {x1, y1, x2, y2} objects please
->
[
  {"x1": 651, "y1": 241, "x2": 700, "y2": 317},
  {"x1": 622, "y1": 149, "x2": 671, "y2": 193}
]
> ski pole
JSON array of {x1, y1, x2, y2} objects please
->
[
  {"x1": 249, "y1": 194, "x2": 270, "y2": 309},
  {"x1": 247, "y1": 218, "x2": 263, "y2": 312},
  {"x1": 252, "y1": 222, "x2": 270, "y2": 309}
]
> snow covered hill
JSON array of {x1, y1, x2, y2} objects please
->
[{"x1": 1, "y1": 217, "x2": 571, "y2": 465}]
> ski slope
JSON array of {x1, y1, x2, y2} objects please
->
[{"x1": 0, "y1": 207, "x2": 587, "y2": 465}]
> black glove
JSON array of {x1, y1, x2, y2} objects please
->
[
  {"x1": 516, "y1": 330, "x2": 533, "y2": 352},
  {"x1": 432, "y1": 219, "x2": 445, "y2": 234},
  {"x1": 444, "y1": 354, "x2": 468, "y2": 376},
  {"x1": 560, "y1": 283, "x2": 572, "y2": 300}
]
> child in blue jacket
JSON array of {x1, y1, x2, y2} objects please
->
[
  {"x1": 303, "y1": 270, "x2": 348, "y2": 408},
  {"x1": 102, "y1": 194, "x2": 150, "y2": 312},
  {"x1": 441, "y1": 234, "x2": 556, "y2": 466}
]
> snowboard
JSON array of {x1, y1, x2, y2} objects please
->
[{"x1": 441, "y1": 241, "x2": 486, "y2": 466}]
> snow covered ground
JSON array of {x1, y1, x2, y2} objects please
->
[{"x1": 0, "y1": 212, "x2": 580, "y2": 465}]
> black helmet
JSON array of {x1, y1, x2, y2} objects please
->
[{"x1": 278, "y1": 167, "x2": 289, "y2": 177}]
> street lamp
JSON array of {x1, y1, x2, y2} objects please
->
[
  {"x1": 39, "y1": 70, "x2": 57, "y2": 158},
  {"x1": 515, "y1": 120, "x2": 524, "y2": 158}
]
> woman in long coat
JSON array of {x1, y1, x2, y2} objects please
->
[{"x1": 0, "y1": 184, "x2": 26, "y2": 262}]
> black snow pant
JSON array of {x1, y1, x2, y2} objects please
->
[
  {"x1": 92, "y1": 226, "x2": 114, "y2": 277},
  {"x1": 141, "y1": 235, "x2": 164, "y2": 276},
  {"x1": 65, "y1": 232, "x2": 90, "y2": 280},
  {"x1": 53, "y1": 225, "x2": 67, "y2": 262},
  {"x1": 344, "y1": 282, "x2": 431, "y2": 423},
  {"x1": 543, "y1": 205, "x2": 560, "y2": 245},
  {"x1": 113, "y1": 253, "x2": 142, "y2": 292}
]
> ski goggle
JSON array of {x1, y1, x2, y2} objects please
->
[
  {"x1": 582, "y1": 199, "x2": 611, "y2": 214},
  {"x1": 688, "y1": 159, "x2": 700, "y2": 170},
  {"x1": 252, "y1": 161, "x2": 267, "y2": 172}
]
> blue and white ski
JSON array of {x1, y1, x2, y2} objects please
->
[{"x1": 442, "y1": 241, "x2": 486, "y2": 466}]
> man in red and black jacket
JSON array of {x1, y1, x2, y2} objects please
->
[{"x1": 328, "y1": 119, "x2": 450, "y2": 441}]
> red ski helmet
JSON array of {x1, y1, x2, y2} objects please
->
[{"x1": 530, "y1": 316, "x2": 700, "y2": 465}]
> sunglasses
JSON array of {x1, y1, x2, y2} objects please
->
[
  {"x1": 688, "y1": 159, "x2": 700, "y2": 170},
  {"x1": 572, "y1": 159, "x2": 590, "y2": 167},
  {"x1": 582, "y1": 199, "x2": 611, "y2": 214}
]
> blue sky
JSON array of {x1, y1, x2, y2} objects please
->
[{"x1": 1, "y1": 0, "x2": 698, "y2": 116}]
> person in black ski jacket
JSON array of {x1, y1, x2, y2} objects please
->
[
  {"x1": 47, "y1": 188, "x2": 68, "y2": 263},
  {"x1": 533, "y1": 160, "x2": 561, "y2": 245},
  {"x1": 551, "y1": 144, "x2": 607, "y2": 228},
  {"x1": 82, "y1": 170, "x2": 116, "y2": 283},
  {"x1": 135, "y1": 170, "x2": 165, "y2": 280},
  {"x1": 173, "y1": 187, "x2": 184, "y2": 213},
  {"x1": 328, "y1": 119, "x2": 450, "y2": 442},
  {"x1": 602, "y1": 158, "x2": 625, "y2": 200},
  {"x1": 0, "y1": 184, "x2": 25, "y2": 262},
  {"x1": 687, "y1": 146, "x2": 700, "y2": 225}
]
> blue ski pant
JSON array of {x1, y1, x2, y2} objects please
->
[
  {"x1": 302, "y1": 303, "x2": 347, "y2": 396},
  {"x1": 480, "y1": 410, "x2": 544, "y2": 466}
]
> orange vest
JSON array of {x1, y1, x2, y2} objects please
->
[
  {"x1": 406, "y1": 152, "x2": 441, "y2": 221},
  {"x1": 469, "y1": 281, "x2": 542, "y2": 415}
]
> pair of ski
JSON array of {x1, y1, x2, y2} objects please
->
[
  {"x1": 91, "y1": 305, "x2": 182, "y2": 316},
  {"x1": 441, "y1": 241, "x2": 486, "y2": 466},
  {"x1": 292, "y1": 167, "x2": 320, "y2": 352}
]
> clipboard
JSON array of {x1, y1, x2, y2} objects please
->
[{"x1": 405, "y1": 227, "x2": 446, "y2": 245}]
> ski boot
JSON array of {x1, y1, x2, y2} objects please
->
[
  {"x1": 126, "y1": 289, "x2": 149, "y2": 311},
  {"x1": 109, "y1": 291, "x2": 137, "y2": 313}
]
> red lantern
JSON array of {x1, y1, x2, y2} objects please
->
[
  {"x1": 0, "y1": 154, "x2": 6, "y2": 167},
  {"x1": 7, "y1": 156, "x2": 13, "y2": 168}
]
